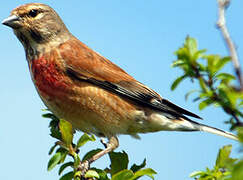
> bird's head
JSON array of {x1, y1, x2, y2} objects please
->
[{"x1": 2, "y1": 3, "x2": 71, "y2": 56}]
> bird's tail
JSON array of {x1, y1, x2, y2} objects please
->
[
  {"x1": 180, "y1": 119, "x2": 238, "y2": 141},
  {"x1": 197, "y1": 123, "x2": 238, "y2": 141}
]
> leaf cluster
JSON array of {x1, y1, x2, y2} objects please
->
[
  {"x1": 171, "y1": 36, "x2": 243, "y2": 128},
  {"x1": 42, "y1": 111, "x2": 156, "y2": 180},
  {"x1": 190, "y1": 140, "x2": 243, "y2": 180},
  {"x1": 171, "y1": 37, "x2": 243, "y2": 179}
]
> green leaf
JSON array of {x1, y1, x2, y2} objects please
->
[
  {"x1": 186, "y1": 36, "x2": 198, "y2": 58},
  {"x1": 109, "y1": 151, "x2": 129, "y2": 176},
  {"x1": 185, "y1": 90, "x2": 199, "y2": 101},
  {"x1": 193, "y1": 49, "x2": 207, "y2": 62},
  {"x1": 111, "y1": 170, "x2": 134, "y2": 180},
  {"x1": 59, "y1": 119, "x2": 73, "y2": 146},
  {"x1": 43, "y1": 113, "x2": 59, "y2": 121},
  {"x1": 59, "y1": 171, "x2": 74, "y2": 180},
  {"x1": 56, "y1": 148, "x2": 69, "y2": 163},
  {"x1": 49, "y1": 143, "x2": 58, "y2": 155},
  {"x1": 171, "y1": 60, "x2": 186, "y2": 67},
  {"x1": 58, "y1": 162, "x2": 73, "y2": 175},
  {"x1": 85, "y1": 170, "x2": 100, "y2": 178},
  {"x1": 216, "y1": 145, "x2": 232, "y2": 168},
  {"x1": 48, "y1": 152, "x2": 62, "y2": 171},
  {"x1": 91, "y1": 168, "x2": 109, "y2": 180},
  {"x1": 77, "y1": 133, "x2": 96, "y2": 148},
  {"x1": 131, "y1": 168, "x2": 157, "y2": 180},
  {"x1": 232, "y1": 160, "x2": 243, "y2": 180},
  {"x1": 49, "y1": 119, "x2": 62, "y2": 140},
  {"x1": 199, "y1": 78, "x2": 209, "y2": 93},
  {"x1": 199, "y1": 99, "x2": 213, "y2": 110},
  {"x1": 74, "y1": 171, "x2": 81, "y2": 179},
  {"x1": 82, "y1": 149, "x2": 102, "y2": 161},
  {"x1": 216, "y1": 73, "x2": 235, "y2": 81},
  {"x1": 130, "y1": 159, "x2": 146, "y2": 173},
  {"x1": 237, "y1": 127, "x2": 243, "y2": 143},
  {"x1": 171, "y1": 75, "x2": 187, "y2": 90},
  {"x1": 73, "y1": 154, "x2": 81, "y2": 169},
  {"x1": 216, "y1": 56, "x2": 231, "y2": 71},
  {"x1": 189, "y1": 171, "x2": 207, "y2": 177},
  {"x1": 205, "y1": 55, "x2": 220, "y2": 75}
]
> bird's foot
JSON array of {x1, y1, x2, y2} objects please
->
[
  {"x1": 100, "y1": 138, "x2": 108, "y2": 148},
  {"x1": 78, "y1": 160, "x2": 90, "y2": 177}
]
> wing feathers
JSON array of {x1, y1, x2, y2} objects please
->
[
  {"x1": 62, "y1": 37, "x2": 201, "y2": 121},
  {"x1": 66, "y1": 67, "x2": 201, "y2": 120}
]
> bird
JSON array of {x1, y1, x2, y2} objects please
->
[{"x1": 2, "y1": 3, "x2": 237, "y2": 168}]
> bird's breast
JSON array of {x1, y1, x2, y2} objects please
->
[{"x1": 30, "y1": 55, "x2": 71, "y2": 98}]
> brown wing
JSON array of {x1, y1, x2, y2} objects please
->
[{"x1": 59, "y1": 37, "x2": 202, "y2": 120}]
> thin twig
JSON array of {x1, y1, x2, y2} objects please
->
[{"x1": 216, "y1": 0, "x2": 243, "y2": 91}]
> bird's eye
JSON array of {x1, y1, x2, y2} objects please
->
[{"x1": 28, "y1": 9, "x2": 39, "y2": 18}]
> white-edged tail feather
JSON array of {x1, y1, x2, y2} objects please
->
[
  {"x1": 198, "y1": 124, "x2": 238, "y2": 141},
  {"x1": 147, "y1": 113, "x2": 237, "y2": 141}
]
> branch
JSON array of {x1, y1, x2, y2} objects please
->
[{"x1": 216, "y1": 0, "x2": 243, "y2": 91}]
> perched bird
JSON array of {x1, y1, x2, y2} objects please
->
[{"x1": 2, "y1": 3, "x2": 237, "y2": 166}]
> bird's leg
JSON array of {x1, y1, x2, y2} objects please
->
[
  {"x1": 100, "y1": 137, "x2": 108, "y2": 148},
  {"x1": 78, "y1": 136, "x2": 119, "y2": 175}
]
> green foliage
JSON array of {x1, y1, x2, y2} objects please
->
[
  {"x1": 172, "y1": 36, "x2": 243, "y2": 128},
  {"x1": 190, "y1": 144, "x2": 243, "y2": 180},
  {"x1": 43, "y1": 111, "x2": 156, "y2": 180},
  {"x1": 172, "y1": 37, "x2": 243, "y2": 180}
]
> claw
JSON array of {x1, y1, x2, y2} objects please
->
[
  {"x1": 78, "y1": 160, "x2": 90, "y2": 176},
  {"x1": 100, "y1": 138, "x2": 108, "y2": 148}
]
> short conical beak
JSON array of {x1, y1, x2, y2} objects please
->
[{"x1": 2, "y1": 15, "x2": 21, "y2": 29}]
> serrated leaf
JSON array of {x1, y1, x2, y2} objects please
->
[
  {"x1": 171, "y1": 75, "x2": 186, "y2": 90},
  {"x1": 60, "y1": 171, "x2": 74, "y2": 180},
  {"x1": 48, "y1": 152, "x2": 62, "y2": 171},
  {"x1": 130, "y1": 159, "x2": 146, "y2": 173},
  {"x1": 85, "y1": 170, "x2": 100, "y2": 178},
  {"x1": 199, "y1": 98, "x2": 213, "y2": 110},
  {"x1": 59, "y1": 119, "x2": 73, "y2": 146},
  {"x1": 77, "y1": 133, "x2": 96, "y2": 148},
  {"x1": 82, "y1": 149, "x2": 102, "y2": 161},
  {"x1": 59, "y1": 162, "x2": 73, "y2": 175},
  {"x1": 111, "y1": 170, "x2": 134, "y2": 180},
  {"x1": 109, "y1": 151, "x2": 129, "y2": 176},
  {"x1": 131, "y1": 168, "x2": 157, "y2": 180},
  {"x1": 216, "y1": 145, "x2": 232, "y2": 168}
]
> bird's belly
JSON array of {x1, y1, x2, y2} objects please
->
[{"x1": 38, "y1": 81, "x2": 142, "y2": 137}]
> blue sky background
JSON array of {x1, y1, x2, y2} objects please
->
[{"x1": 0, "y1": 1, "x2": 242, "y2": 180}]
